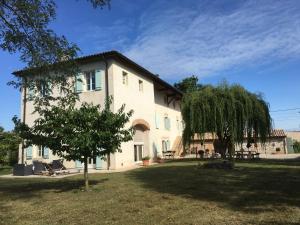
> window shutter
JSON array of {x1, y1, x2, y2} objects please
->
[
  {"x1": 167, "y1": 140, "x2": 171, "y2": 150},
  {"x1": 168, "y1": 118, "x2": 171, "y2": 130},
  {"x1": 43, "y1": 147, "x2": 49, "y2": 159},
  {"x1": 96, "y1": 156, "x2": 102, "y2": 169},
  {"x1": 95, "y1": 69, "x2": 103, "y2": 90},
  {"x1": 26, "y1": 146, "x2": 32, "y2": 160},
  {"x1": 155, "y1": 112, "x2": 160, "y2": 129},
  {"x1": 164, "y1": 117, "x2": 168, "y2": 130},
  {"x1": 27, "y1": 86, "x2": 34, "y2": 99},
  {"x1": 75, "y1": 160, "x2": 82, "y2": 168},
  {"x1": 75, "y1": 73, "x2": 83, "y2": 92}
]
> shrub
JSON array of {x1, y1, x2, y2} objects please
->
[
  {"x1": 200, "y1": 160, "x2": 234, "y2": 170},
  {"x1": 142, "y1": 156, "x2": 150, "y2": 160}
]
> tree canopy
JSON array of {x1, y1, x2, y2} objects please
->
[
  {"x1": 181, "y1": 82, "x2": 272, "y2": 158},
  {"x1": 174, "y1": 75, "x2": 202, "y2": 94},
  {"x1": 0, "y1": 0, "x2": 110, "y2": 68},
  {"x1": 0, "y1": 127, "x2": 21, "y2": 165},
  {"x1": 14, "y1": 97, "x2": 133, "y2": 189}
]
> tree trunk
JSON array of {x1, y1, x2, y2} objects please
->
[
  {"x1": 84, "y1": 157, "x2": 89, "y2": 190},
  {"x1": 107, "y1": 153, "x2": 110, "y2": 170}
]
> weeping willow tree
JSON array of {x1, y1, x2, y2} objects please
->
[{"x1": 181, "y1": 82, "x2": 272, "y2": 158}]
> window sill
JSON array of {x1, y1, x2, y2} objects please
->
[{"x1": 76, "y1": 89, "x2": 102, "y2": 93}]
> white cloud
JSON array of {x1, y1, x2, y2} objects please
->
[{"x1": 124, "y1": 0, "x2": 300, "y2": 79}]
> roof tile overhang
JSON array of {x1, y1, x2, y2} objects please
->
[{"x1": 13, "y1": 50, "x2": 183, "y2": 97}]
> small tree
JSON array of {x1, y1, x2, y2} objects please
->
[
  {"x1": 14, "y1": 97, "x2": 134, "y2": 190},
  {"x1": 293, "y1": 141, "x2": 300, "y2": 153},
  {"x1": 0, "y1": 126, "x2": 21, "y2": 166}
]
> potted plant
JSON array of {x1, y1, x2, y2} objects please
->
[{"x1": 142, "y1": 156, "x2": 150, "y2": 166}]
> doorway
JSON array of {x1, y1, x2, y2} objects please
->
[{"x1": 134, "y1": 144, "x2": 143, "y2": 162}]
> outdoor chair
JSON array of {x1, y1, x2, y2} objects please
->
[
  {"x1": 51, "y1": 159, "x2": 70, "y2": 175},
  {"x1": 33, "y1": 160, "x2": 49, "y2": 175}
]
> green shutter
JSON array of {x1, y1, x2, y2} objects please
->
[
  {"x1": 75, "y1": 160, "x2": 82, "y2": 168},
  {"x1": 27, "y1": 86, "x2": 34, "y2": 100},
  {"x1": 167, "y1": 140, "x2": 171, "y2": 150},
  {"x1": 168, "y1": 118, "x2": 171, "y2": 130},
  {"x1": 43, "y1": 146, "x2": 49, "y2": 159},
  {"x1": 75, "y1": 73, "x2": 83, "y2": 92},
  {"x1": 155, "y1": 112, "x2": 160, "y2": 129},
  {"x1": 96, "y1": 156, "x2": 102, "y2": 170},
  {"x1": 164, "y1": 117, "x2": 168, "y2": 130},
  {"x1": 95, "y1": 69, "x2": 103, "y2": 90},
  {"x1": 26, "y1": 146, "x2": 32, "y2": 160}
]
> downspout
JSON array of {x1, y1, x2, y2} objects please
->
[
  {"x1": 102, "y1": 54, "x2": 110, "y2": 170},
  {"x1": 20, "y1": 77, "x2": 27, "y2": 164}
]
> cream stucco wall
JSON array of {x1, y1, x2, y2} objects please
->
[
  {"x1": 19, "y1": 60, "x2": 110, "y2": 169},
  {"x1": 19, "y1": 58, "x2": 182, "y2": 170},
  {"x1": 107, "y1": 60, "x2": 182, "y2": 169}
]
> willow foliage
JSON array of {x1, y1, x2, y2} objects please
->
[{"x1": 182, "y1": 82, "x2": 272, "y2": 156}]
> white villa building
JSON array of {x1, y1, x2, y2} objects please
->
[{"x1": 14, "y1": 51, "x2": 183, "y2": 170}]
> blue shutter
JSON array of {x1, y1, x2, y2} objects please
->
[
  {"x1": 164, "y1": 117, "x2": 167, "y2": 130},
  {"x1": 43, "y1": 146, "x2": 49, "y2": 159},
  {"x1": 27, "y1": 86, "x2": 34, "y2": 100},
  {"x1": 167, "y1": 140, "x2": 171, "y2": 150},
  {"x1": 96, "y1": 156, "x2": 102, "y2": 170},
  {"x1": 75, "y1": 160, "x2": 82, "y2": 168},
  {"x1": 155, "y1": 112, "x2": 160, "y2": 129},
  {"x1": 95, "y1": 69, "x2": 103, "y2": 90},
  {"x1": 26, "y1": 146, "x2": 33, "y2": 160},
  {"x1": 75, "y1": 73, "x2": 83, "y2": 92}
]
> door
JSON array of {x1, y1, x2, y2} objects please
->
[
  {"x1": 134, "y1": 144, "x2": 143, "y2": 162},
  {"x1": 87, "y1": 157, "x2": 96, "y2": 169}
]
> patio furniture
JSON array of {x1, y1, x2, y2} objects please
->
[
  {"x1": 51, "y1": 159, "x2": 70, "y2": 175},
  {"x1": 163, "y1": 150, "x2": 175, "y2": 159},
  {"x1": 251, "y1": 152, "x2": 260, "y2": 159},
  {"x1": 13, "y1": 164, "x2": 33, "y2": 176},
  {"x1": 33, "y1": 160, "x2": 49, "y2": 175}
]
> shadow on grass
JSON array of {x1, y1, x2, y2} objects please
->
[
  {"x1": 0, "y1": 177, "x2": 108, "y2": 200},
  {"x1": 127, "y1": 160, "x2": 300, "y2": 213}
]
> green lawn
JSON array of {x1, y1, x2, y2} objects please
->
[
  {"x1": 0, "y1": 166, "x2": 12, "y2": 175},
  {"x1": 0, "y1": 159, "x2": 299, "y2": 225}
]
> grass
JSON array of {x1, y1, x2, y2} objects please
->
[
  {"x1": 0, "y1": 159, "x2": 299, "y2": 225},
  {"x1": 0, "y1": 166, "x2": 12, "y2": 175}
]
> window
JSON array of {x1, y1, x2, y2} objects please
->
[
  {"x1": 85, "y1": 71, "x2": 96, "y2": 91},
  {"x1": 164, "y1": 116, "x2": 171, "y2": 130},
  {"x1": 122, "y1": 71, "x2": 128, "y2": 85},
  {"x1": 26, "y1": 146, "x2": 33, "y2": 160},
  {"x1": 155, "y1": 112, "x2": 160, "y2": 129},
  {"x1": 39, "y1": 81, "x2": 51, "y2": 97},
  {"x1": 162, "y1": 140, "x2": 170, "y2": 152},
  {"x1": 38, "y1": 146, "x2": 49, "y2": 159},
  {"x1": 139, "y1": 80, "x2": 143, "y2": 92},
  {"x1": 134, "y1": 145, "x2": 143, "y2": 162}
]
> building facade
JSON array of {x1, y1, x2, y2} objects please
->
[
  {"x1": 15, "y1": 51, "x2": 183, "y2": 170},
  {"x1": 187, "y1": 129, "x2": 288, "y2": 156}
]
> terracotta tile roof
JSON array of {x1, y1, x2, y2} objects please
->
[
  {"x1": 12, "y1": 50, "x2": 182, "y2": 97},
  {"x1": 193, "y1": 129, "x2": 286, "y2": 140}
]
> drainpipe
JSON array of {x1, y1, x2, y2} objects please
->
[
  {"x1": 20, "y1": 77, "x2": 27, "y2": 164},
  {"x1": 102, "y1": 54, "x2": 110, "y2": 170}
]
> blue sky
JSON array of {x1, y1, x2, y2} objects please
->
[{"x1": 1, "y1": 0, "x2": 300, "y2": 131}]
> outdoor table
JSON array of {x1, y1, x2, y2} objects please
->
[{"x1": 163, "y1": 150, "x2": 175, "y2": 159}]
